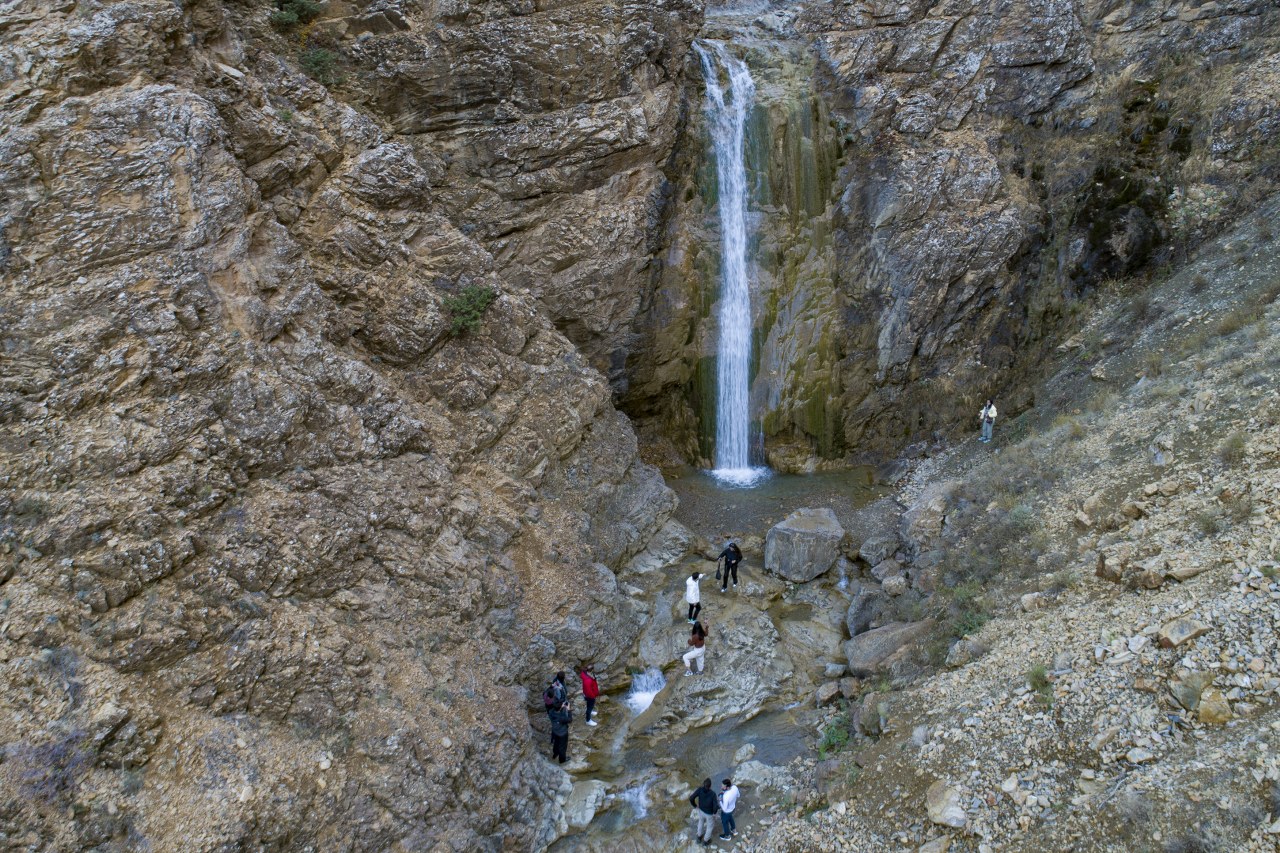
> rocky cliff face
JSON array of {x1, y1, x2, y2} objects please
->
[
  {"x1": 624, "y1": 0, "x2": 1280, "y2": 467},
  {"x1": 0, "y1": 0, "x2": 692, "y2": 847}
]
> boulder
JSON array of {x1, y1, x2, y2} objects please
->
[
  {"x1": 945, "y1": 639, "x2": 988, "y2": 668},
  {"x1": 883, "y1": 575, "x2": 909, "y2": 597},
  {"x1": 871, "y1": 558, "x2": 903, "y2": 581},
  {"x1": 845, "y1": 583, "x2": 891, "y2": 637},
  {"x1": 765, "y1": 508, "x2": 845, "y2": 582},
  {"x1": 925, "y1": 781, "x2": 967, "y2": 828},
  {"x1": 858, "y1": 534, "x2": 899, "y2": 567},
  {"x1": 1157, "y1": 617, "x2": 1210, "y2": 649},
  {"x1": 563, "y1": 780, "x2": 608, "y2": 829},
  {"x1": 838, "y1": 677, "x2": 862, "y2": 700},
  {"x1": 900, "y1": 482, "x2": 954, "y2": 556},
  {"x1": 844, "y1": 621, "x2": 934, "y2": 675},
  {"x1": 1169, "y1": 671, "x2": 1214, "y2": 711},
  {"x1": 1198, "y1": 689, "x2": 1233, "y2": 725},
  {"x1": 816, "y1": 682, "x2": 842, "y2": 706}
]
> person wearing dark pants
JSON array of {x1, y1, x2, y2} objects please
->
[
  {"x1": 549, "y1": 702, "x2": 572, "y2": 764},
  {"x1": 718, "y1": 778, "x2": 740, "y2": 839},
  {"x1": 716, "y1": 542, "x2": 742, "y2": 592},
  {"x1": 577, "y1": 665, "x2": 600, "y2": 727},
  {"x1": 685, "y1": 572, "x2": 703, "y2": 623}
]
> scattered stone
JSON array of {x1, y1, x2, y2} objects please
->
[
  {"x1": 1157, "y1": 617, "x2": 1210, "y2": 649},
  {"x1": 925, "y1": 781, "x2": 967, "y2": 828},
  {"x1": 859, "y1": 534, "x2": 899, "y2": 567},
  {"x1": 1170, "y1": 671, "x2": 1215, "y2": 711},
  {"x1": 1020, "y1": 592, "x2": 1042, "y2": 612},
  {"x1": 765, "y1": 508, "x2": 846, "y2": 582},
  {"x1": 919, "y1": 837, "x2": 951, "y2": 853},
  {"x1": 871, "y1": 558, "x2": 904, "y2": 582},
  {"x1": 816, "y1": 682, "x2": 842, "y2": 707},
  {"x1": 1197, "y1": 689, "x2": 1233, "y2": 725},
  {"x1": 1126, "y1": 747, "x2": 1155, "y2": 764},
  {"x1": 838, "y1": 677, "x2": 863, "y2": 700},
  {"x1": 883, "y1": 575, "x2": 909, "y2": 596},
  {"x1": 945, "y1": 639, "x2": 988, "y2": 668},
  {"x1": 734, "y1": 744, "x2": 756, "y2": 763}
]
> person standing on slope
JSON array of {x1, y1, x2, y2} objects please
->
[
  {"x1": 685, "y1": 571, "x2": 703, "y2": 623},
  {"x1": 718, "y1": 778, "x2": 740, "y2": 840},
  {"x1": 548, "y1": 700, "x2": 573, "y2": 764},
  {"x1": 716, "y1": 542, "x2": 743, "y2": 592},
  {"x1": 980, "y1": 399, "x2": 998, "y2": 444},
  {"x1": 577, "y1": 664, "x2": 600, "y2": 727},
  {"x1": 683, "y1": 620, "x2": 708, "y2": 677},
  {"x1": 688, "y1": 778, "x2": 718, "y2": 846}
]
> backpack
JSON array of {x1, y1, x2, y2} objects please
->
[{"x1": 543, "y1": 683, "x2": 559, "y2": 709}]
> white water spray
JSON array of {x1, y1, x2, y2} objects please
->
[
  {"x1": 695, "y1": 41, "x2": 768, "y2": 488},
  {"x1": 623, "y1": 667, "x2": 666, "y2": 715}
]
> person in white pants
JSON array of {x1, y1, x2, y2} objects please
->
[
  {"x1": 980, "y1": 399, "x2": 997, "y2": 443},
  {"x1": 683, "y1": 621, "x2": 707, "y2": 676}
]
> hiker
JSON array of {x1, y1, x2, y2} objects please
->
[
  {"x1": 685, "y1": 571, "x2": 703, "y2": 623},
  {"x1": 577, "y1": 664, "x2": 600, "y2": 727},
  {"x1": 716, "y1": 542, "x2": 743, "y2": 592},
  {"x1": 979, "y1": 399, "x2": 998, "y2": 443},
  {"x1": 683, "y1": 620, "x2": 708, "y2": 677},
  {"x1": 548, "y1": 700, "x2": 572, "y2": 764},
  {"x1": 718, "y1": 778, "x2": 740, "y2": 840},
  {"x1": 543, "y1": 672, "x2": 567, "y2": 718},
  {"x1": 688, "y1": 778, "x2": 718, "y2": 846}
]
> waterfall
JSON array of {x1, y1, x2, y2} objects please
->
[
  {"x1": 616, "y1": 778, "x2": 654, "y2": 820},
  {"x1": 695, "y1": 41, "x2": 769, "y2": 488},
  {"x1": 623, "y1": 667, "x2": 666, "y2": 715}
]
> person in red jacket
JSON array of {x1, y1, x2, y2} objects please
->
[{"x1": 577, "y1": 665, "x2": 600, "y2": 727}]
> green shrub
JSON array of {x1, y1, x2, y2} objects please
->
[
  {"x1": 442, "y1": 284, "x2": 497, "y2": 335},
  {"x1": 818, "y1": 714, "x2": 851, "y2": 758},
  {"x1": 270, "y1": 0, "x2": 322, "y2": 29},
  {"x1": 1194, "y1": 509, "x2": 1223, "y2": 537},
  {"x1": 300, "y1": 47, "x2": 340, "y2": 86},
  {"x1": 953, "y1": 609, "x2": 989, "y2": 637},
  {"x1": 1027, "y1": 664, "x2": 1053, "y2": 707},
  {"x1": 1224, "y1": 493, "x2": 1254, "y2": 523}
]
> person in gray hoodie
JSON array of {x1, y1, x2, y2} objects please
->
[
  {"x1": 688, "y1": 778, "x2": 718, "y2": 846},
  {"x1": 548, "y1": 701, "x2": 572, "y2": 764}
]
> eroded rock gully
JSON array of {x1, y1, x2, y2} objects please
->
[{"x1": 1, "y1": 0, "x2": 1279, "y2": 847}]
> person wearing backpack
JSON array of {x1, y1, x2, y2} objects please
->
[
  {"x1": 683, "y1": 620, "x2": 708, "y2": 677},
  {"x1": 543, "y1": 672, "x2": 567, "y2": 718},
  {"x1": 548, "y1": 700, "x2": 573, "y2": 764},
  {"x1": 577, "y1": 665, "x2": 600, "y2": 727},
  {"x1": 688, "y1": 778, "x2": 718, "y2": 846},
  {"x1": 716, "y1": 542, "x2": 743, "y2": 592}
]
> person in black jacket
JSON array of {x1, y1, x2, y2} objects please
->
[
  {"x1": 688, "y1": 778, "x2": 718, "y2": 845},
  {"x1": 716, "y1": 542, "x2": 743, "y2": 592},
  {"x1": 548, "y1": 701, "x2": 572, "y2": 764}
]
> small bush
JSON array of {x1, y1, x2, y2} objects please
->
[
  {"x1": 300, "y1": 47, "x2": 340, "y2": 86},
  {"x1": 1027, "y1": 664, "x2": 1053, "y2": 707},
  {"x1": 953, "y1": 609, "x2": 989, "y2": 637},
  {"x1": 1142, "y1": 352, "x2": 1163, "y2": 378},
  {"x1": 1194, "y1": 510, "x2": 1223, "y2": 537},
  {"x1": 270, "y1": 0, "x2": 321, "y2": 29},
  {"x1": 818, "y1": 715, "x2": 851, "y2": 758},
  {"x1": 1261, "y1": 565, "x2": 1278, "y2": 580},
  {"x1": 1217, "y1": 430, "x2": 1247, "y2": 466},
  {"x1": 1217, "y1": 307, "x2": 1261, "y2": 336},
  {"x1": 1190, "y1": 272, "x2": 1210, "y2": 293},
  {"x1": 1224, "y1": 493, "x2": 1254, "y2": 523},
  {"x1": 442, "y1": 284, "x2": 497, "y2": 335}
]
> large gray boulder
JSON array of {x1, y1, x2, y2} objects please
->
[
  {"x1": 845, "y1": 581, "x2": 891, "y2": 637},
  {"x1": 764, "y1": 508, "x2": 846, "y2": 582},
  {"x1": 844, "y1": 621, "x2": 935, "y2": 675}
]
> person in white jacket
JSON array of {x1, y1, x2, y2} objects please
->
[
  {"x1": 980, "y1": 399, "x2": 998, "y2": 443},
  {"x1": 685, "y1": 572, "x2": 703, "y2": 623}
]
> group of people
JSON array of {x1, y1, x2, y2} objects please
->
[
  {"x1": 681, "y1": 542, "x2": 742, "y2": 677},
  {"x1": 541, "y1": 665, "x2": 600, "y2": 764},
  {"x1": 689, "y1": 777, "x2": 740, "y2": 844}
]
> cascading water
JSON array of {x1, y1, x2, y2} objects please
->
[
  {"x1": 623, "y1": 667, "x2": 666, "y2": 715},
  {"x1": 695, "y1": 41, "x2": 769, "y2": 488}
]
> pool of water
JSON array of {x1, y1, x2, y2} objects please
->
[{"x1": 667, "y1": 467, "x2": 889, "y2": 539}]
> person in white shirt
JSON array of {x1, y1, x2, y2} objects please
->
[
  {"x1": 684, "y1": 572, "x2": 703, "y2": 623},
  {"x1": 718, "y1": 778, "x2": 740, "y2": 839},
  {"x1": 980, "y1": 399, "x2": 998, "y2": 443}
]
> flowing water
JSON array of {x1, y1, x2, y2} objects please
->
[
  {"x1": 623, "y1": 668, "x2": 667, "y2": 715},
  {"x1": 694, "y1": 41, "x2": 768, "y2": 488}
]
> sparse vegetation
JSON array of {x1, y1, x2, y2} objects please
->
[
  {"x1": 300, "y1": 47, "x2": 340, "y2": 86},
  {"x1": 269, "y1": 0, "x2": 322, "y2": 29},
  {"x1": 442, "y1": 284, "x2": 497, "y2": 335},
  {"x1": 818, "y1": 710, "x2": 851, "y2": 759},
  {"x1": 1217, "y1": 430, "x2": 1247, "y2": 466},
  {"x1": 1027, "y1": 664, "x2": 1053, "y2": 707},
  {"x1": 1194, "y1": 509, "x2": 1223, "y2": 537}
]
